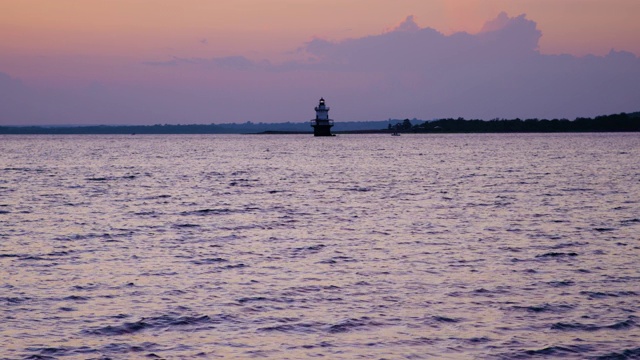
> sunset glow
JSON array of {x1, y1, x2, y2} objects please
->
[{"x1": 1, "y1": 0, "x2": 639, "y2": 124}]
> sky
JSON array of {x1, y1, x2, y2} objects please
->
[{"x1": 1, "y1": 0, "x2": 639, "y2": 125}]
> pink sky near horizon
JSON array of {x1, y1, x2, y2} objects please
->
[{"x1": 1, "y1": 0, "x2": 639, "y2": 125}]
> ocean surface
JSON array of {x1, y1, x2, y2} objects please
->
[{"x1": 1, "y1": 133, "x2": 639, "y2": 359}]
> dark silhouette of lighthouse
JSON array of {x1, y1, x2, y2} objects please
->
[{"x1": 311, "y1": 98, "x2": 334, "y2": 136}]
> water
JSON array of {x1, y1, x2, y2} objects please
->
[{"x1": 1, "y1": 133, "x2": 639, "y2": 359}]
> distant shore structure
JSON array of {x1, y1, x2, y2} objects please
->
[{"x1": 311, "y1": 98, "x2": 335, "y2": 136}]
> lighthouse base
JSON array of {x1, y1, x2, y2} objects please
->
[
  {"x1": 311, "y1": 119, "x2": 335, "y2": 137},
  {"x1": 312, "y1": 125, "x2": 334, "y2": 137}
]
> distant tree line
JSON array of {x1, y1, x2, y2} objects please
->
[
  {"x1": 388, "y1": 119, "x2": 414, "y2": 131},
  {"x1": 400, "y1": 112, "x2": 640, "y2": 133},
  {"x1": 1, "y1": 112, "x2": 638, "y2": 134}
]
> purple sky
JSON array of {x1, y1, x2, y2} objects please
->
[{"x1": 1, "y1": 12, "x2": 639, "y2": 125}]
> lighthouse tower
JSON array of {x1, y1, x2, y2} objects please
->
[{"x1": 311, "y1": 98, "x2": 334, "y2": 136}]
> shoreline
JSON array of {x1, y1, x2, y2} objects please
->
[{"x1": 1, "y1": 112, "x2": 638, "y2": 135}]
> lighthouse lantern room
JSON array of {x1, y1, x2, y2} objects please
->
[{"x1": 311, "y1": 98, "x2": 335, "y2": 136}]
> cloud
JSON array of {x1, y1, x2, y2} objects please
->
[
  {"x1": 0, "y1": 72, "x2": 23, "y2": 89},
  {"x1": 479, "y1": 11, "x2": 512, "y2": 33},
  {"x1": 283, "y1": 12, "x2": 639, "y2": 119},
  {"x1": 390, "y1": 15, "x2": 421, "y2": 33},
  {"x1": 0, "y1": 72, "x2": 32, "y2": 122},
  {"x1": 298, "y1": 13, "x2": 542, "y2": 72},
  {"x1": 211, "y1": 56, "x2": 259, "y2": 70},
  {"x1": 144, "y1": 55, "x2": 262, "y2": 70}
]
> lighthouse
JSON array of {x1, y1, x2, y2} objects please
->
[{"x1": 311, "y1": 98, "x2": 335, "y2": 136}]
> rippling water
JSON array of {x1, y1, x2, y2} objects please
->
[{"x1": 1, "y1": 133, "x2": 639, "y2": 359}]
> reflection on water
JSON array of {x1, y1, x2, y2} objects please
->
[{"x1": 1, "y1": 133, "x2": 639, "y2": 359}]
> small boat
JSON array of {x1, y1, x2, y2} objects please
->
[{"x1": 389, "y1": 119, "x2": 401, "y2": 136}]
